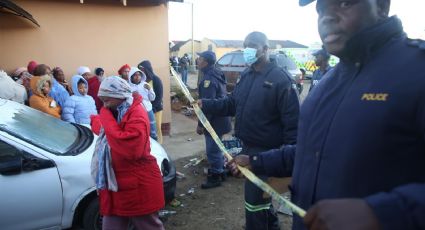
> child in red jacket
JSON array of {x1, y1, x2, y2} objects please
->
[{"x1": 90, "y1": 76, "x2": 164, "y2": 230}]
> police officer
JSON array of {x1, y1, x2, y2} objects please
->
[
  {"x1": 196, "y1": 51, "x2": 232, "y2": 189},
  {"x1": 198, "y1": 31, "x2": 300, "y2": 230},
  {"x1": 230, "y1": 0, "x2": 425, "y2": 229},
  {"x1": 309, "y1": 49, "x2": 332, "y2": 92}
]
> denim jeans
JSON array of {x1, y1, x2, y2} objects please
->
[
  {"x1": 181, "y1": 69, "x2": 188, "y2": 85},
  {"x1": 147, "y1": 110, "x2": 158, "y2": 141},
  {"x1": 204, "y1": 134, "x2": 224, "y2": 174}
]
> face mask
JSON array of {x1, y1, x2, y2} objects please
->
[{"x1": 243, "y1": 48, "x2": 258, "y2": 65}]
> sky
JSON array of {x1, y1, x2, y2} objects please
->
[{"x1": 168, "y1": 0, "x2": 425, "y2": 47}]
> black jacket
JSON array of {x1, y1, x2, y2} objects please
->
[
  {"x1": 250, "y1": 17, "x2": 425, "y2": 230},
  {"x1": 202, "y1": 62, "x2": 299, "y2": 149},
  {"x1": 139, "y1": 61, "x2": 163, "y2": 112}
]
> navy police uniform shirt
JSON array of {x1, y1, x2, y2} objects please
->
[
  {"x1": 198, "y1": 65, "x2": 231, "y2": 136},
  {"x1": 250, "y1": 16, "x2": 425, "y2": 230},
  {"x1": 309, "y1": 66, "x2": 332, "y2": 92},
  {"x1": 202, "y1": 62, "x2": 300, "y2": 149}
]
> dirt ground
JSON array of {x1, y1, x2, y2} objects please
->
[{"x1": 161, "y1": 154, "x2": 292, "y2": 230}]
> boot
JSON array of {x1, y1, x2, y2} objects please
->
[
  {"x1": 205, "y1": 168, "x2": 226, "y2": 181},
  {"x1": 201, "y1": 173, "x2": 221, "y2": 189},
  {"x1": 220, "y1": 170, "x2": 227, "y2": 181}
]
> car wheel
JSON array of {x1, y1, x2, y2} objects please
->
[{"x1": 83, "y1": 198, "x2": 102, "y2": 230}]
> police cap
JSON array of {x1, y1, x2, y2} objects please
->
[
  {"x1": 197, "y1": 51, "x2": 216, "y2": 63},
  {"x1": 299, "y1": 0, "x2": 315, "y2": 6}
]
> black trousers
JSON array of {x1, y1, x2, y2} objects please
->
[{"x1": 241, "y1": 145, "x2": 280, "y2": 230}]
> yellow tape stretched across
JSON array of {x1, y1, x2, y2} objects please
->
[{"x1": 170, "y1": 67, "x2": 306, "y2": 218}]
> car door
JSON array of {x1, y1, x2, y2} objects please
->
[{"x1": 0, "y1": 139, "x2": 63, "y2": 230}]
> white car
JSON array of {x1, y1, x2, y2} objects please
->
[{"x1": 0, "y1": 98, "x2": 176, "y2": 230}]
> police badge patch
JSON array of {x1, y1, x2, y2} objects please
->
[{"x1": 204, "y1": 80, "x2": 211, "y2": 88}]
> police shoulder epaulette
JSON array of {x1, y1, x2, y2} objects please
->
[{"x1": 406, "y1": 38, "x2": 425, "y2": 51}]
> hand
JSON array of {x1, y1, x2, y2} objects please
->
[
  {"x1": 90, "y1": 114, "x2": 98, "y2": 120},
  {"x1": 191, "y1": 99, "x2": 202, "y2": 108},
  {"x1": 144, "y1": 84, "x2": 151, "y2": 90},
  {"x1": 304, "y1": 199, "x2": 380, "y2": 230},
  {"x1": 196, "y1": 126, "x2": 204, "y2": 135},
  {"x1": 227, "y1": 154, "x2": 251, "y2": 177}
]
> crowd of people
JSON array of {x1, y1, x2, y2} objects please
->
[
  {"x1": 0, "y1": 60, "x2": 164, "y2": 143},
  {"x1": 170, "y1": 53, "x2": 191, "y2": 86},
  {"x1": 1, "y1": 60, "x2": 166, "y2": 229},
  {"x1": 1, "y1": 0, "x2": 424, "y2": 229}
]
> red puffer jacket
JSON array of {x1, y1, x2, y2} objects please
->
[{"x1": 91, "y1": 93, "x2": 164, "y2": 216}]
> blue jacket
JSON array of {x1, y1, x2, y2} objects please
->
[
  {"x1": 250, "y1": 17, "x2": 425, "y2": 230},
  {"x1": 198, "y1": 65, "x2": 231, "y2": 136},
  {"x1": 202, "y1": 62, "x2": 299, "y2": 148},
  {"x1": 49, "y1": 78, "x2": 70, "y2": 108},
  {"x1": 62, "y1": 75, "x2": 97, "y2": 124}
]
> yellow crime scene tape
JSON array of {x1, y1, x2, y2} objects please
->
[{"x1": 170, "y1": 67, "x2": 306, "y2": 218}]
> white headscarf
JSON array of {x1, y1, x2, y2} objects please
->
[
  {"x1": 77, "y1": 66, "x2": 91, "y2": 76},
  {"x1": 98, "y1": 76, "x2": 133, "y2": 105}
]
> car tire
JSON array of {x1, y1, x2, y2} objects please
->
[{"x1": 83, "y1": 198, "x2": 101, "y2": 230}]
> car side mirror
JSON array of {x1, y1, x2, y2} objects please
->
[{"x1": 0, "y1": 156, "x2": 22, "y2": 175}]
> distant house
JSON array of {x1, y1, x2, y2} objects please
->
[
  {"x1": 169, "y1": 39, "x2": 201, "y2": 58},
  {"x1": 0, "y1": 0, "x2": 182, "y2": 135}
]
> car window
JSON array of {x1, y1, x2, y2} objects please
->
[
  {"x1": 0, "y1": 140, "x2": 20, "y2": 162},
  {"x1": 217, "y1": 54, "x2": 233, "y2": 66},
  {"x1": 0, "y1": 100, "x2": 78, "y2": 155},
  {"x1": 231, "y1": 53, "x2": 246, "y2": 66},
  {"x1": 280, "y1": 56, "x2": 298, "y2": 71}
]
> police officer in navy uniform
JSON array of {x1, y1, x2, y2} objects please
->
[
  {"x1": 196, "y1": 51, "x2": 232, "y2": 189},
  {"x1": 198, "y1": 32, "x2": 300, "y2": 230},
  {"x1": 309, "y1": 49, "x2": 332, "y2": 92},
  {"x1": 230, "y1": 0, "x2": 425, "y2": 229}
]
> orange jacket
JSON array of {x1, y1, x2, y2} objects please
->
[{"x1": 29, "y1": 75, "x2": 61, "y2": 118}]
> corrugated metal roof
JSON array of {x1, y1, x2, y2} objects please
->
[{"x1": 0, "y1": 0, "x2": 40, "y2": 26}]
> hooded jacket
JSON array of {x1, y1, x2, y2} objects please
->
[
  {"x1": 0, "y1": 70, "x2": 27, "y2": 104},
  {"x1": 62, "y1": 75, "x2": 97, "y2": 124},
  {"x1": 139, "y1": 61, "x2": 164, "y2": 113},
  {"x1": 30, "y1": 75, "x2": 69, "y2": 107},
  {"x1": 29, "y1": 75, "x2": 61, "y2": 118},
  {"x1": 198, "y1": 65, "x2": 231, "y2": 135},
  {"x1": 90, "y1": 93, "x2": 164, "y2": 216},
  {"x1": 128, "y1": 67, "x2": 155, "y2": 112}
]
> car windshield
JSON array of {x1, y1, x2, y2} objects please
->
[
  {"x1": 0, "y1": 99, "x2": 78, "y2": 155},
  {"x1": 280, "y1": 56, "x2": 298, "y2": 71},
  {"x1": 217, "y1": 54, "x2": 233, "y2": 66},
  {"x1": 232, "y1": 53, "x2": 246, "y2": 66}
]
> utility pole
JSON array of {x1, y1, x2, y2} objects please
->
[{"x1": 191, "y1": 2, "x2": 195, "y2": 71}]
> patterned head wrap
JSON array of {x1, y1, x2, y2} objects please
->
[
  {"x1": 98, "y1": 76, "x2": 133, "y2": 104},
  {"x1": 13, "y1": 67, "x2": 27, "y2": 77}
]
